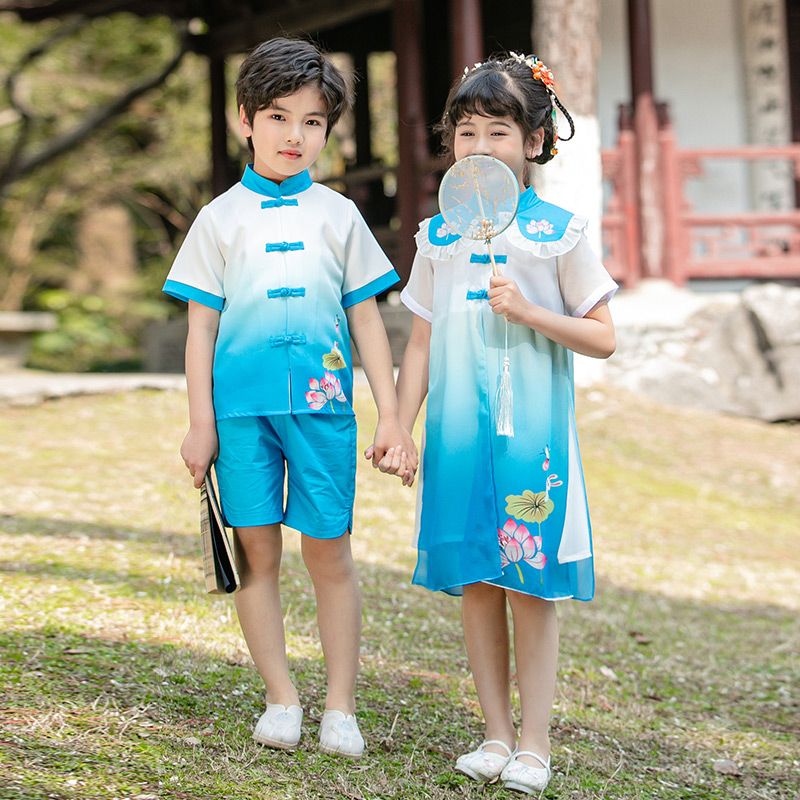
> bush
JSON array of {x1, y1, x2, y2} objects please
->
[{"x1": 27, "y1": 288, "x2": 166, "y2": 372}]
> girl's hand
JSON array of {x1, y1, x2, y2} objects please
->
[
  {"x1": 375, "y1": 447, "x2": 416, "y2": 486},
  {"x1": 364, "y1": 417, "x2": 418, "y2": 486},
  {"x1": 488, "y1": 275, "x2": 533, "y2": 325},
  {"x1": 180, "y1": 423, "x2": 218, "y2": 489}
]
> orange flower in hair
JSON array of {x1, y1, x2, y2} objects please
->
[{"x1": 532, "y1": 59, "x2": 555, "y2": 88}]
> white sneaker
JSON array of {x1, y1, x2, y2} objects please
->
[
  {"x1": 253, "y1": 703, "x2": 303, "y2": 749},
  {"x1": 455, "y1": 739, "x2": 515, "y2": 783},
  {"x1": 318, "y1": 709, "x2": 365, "y2": 758},
  {"x1": 500, "y1": 750, "x2": 552, "y2": 794}
]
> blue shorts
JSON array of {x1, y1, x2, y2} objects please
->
[{"x1": 214, "y1": 413, "x2": 357, "y2": 538}]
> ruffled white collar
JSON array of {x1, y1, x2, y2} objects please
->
[{"x1": 416, "y1": 188, "x2": 587, "y2": 260}]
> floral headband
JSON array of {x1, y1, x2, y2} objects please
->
[{"x1": 461, "y1": 52, "x2": 561, "y2": 156}]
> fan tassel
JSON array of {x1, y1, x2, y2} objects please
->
[{"x1": 495, "y1": 356, "x2": 514, "y2": 437}]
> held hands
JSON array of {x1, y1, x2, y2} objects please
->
[
  {"x1": 180, "y1": 423, "x2": 218, "y2": 489},
  {"x1": 488, "y1": 275, "x2": 533, "y2": 325},
  {"x1": 364, "y1": 415, "x2": 418, "y2": 487}
]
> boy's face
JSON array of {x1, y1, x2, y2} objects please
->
[{"x1": 240, "y1": 84, "x2": 329, "y2": 182}]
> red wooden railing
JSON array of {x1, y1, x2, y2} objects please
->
[
  {"x1": 660, "y1": 128, "x2": 800, "y2": 284},
  {"x1": 602, "y1": 115, "x2": 800, "y2": 286}
]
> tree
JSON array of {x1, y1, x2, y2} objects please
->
[
  {"x1": 0, "y1": 15, "x2": 189, "y2": 195},
  {"x1": 0, "y1": 14, "x2": 213, "y2": 368},
  {"x1": 532, "y1": 0, "x2": 603, "y2": 251}
]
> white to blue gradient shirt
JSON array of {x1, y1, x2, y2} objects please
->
[{"x1": 163, "y1": 166, "x2": 398, "y2": 419}]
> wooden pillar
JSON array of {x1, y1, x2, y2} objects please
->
[
  {"x1": 450, "y1": 0, "x2": 483, "y2": 79},
  {"x1": 393, "y1": 0, "x2": 429, "y2": 281},
  {"x1": 627, "y1": 0, "x2": 664, "y2": 279},
  {"x1": 628, "y1": 0, "x2": 654, "y2": 103},
  {"x1": 210, "y1": 56, "x2": 232, "y2": 197},
  {"x1": 784, "y1": 0, "x2": 800, "y2": 204},
  {"x1": 354, "y1": 50, "x2": 373, "y2": 168},
  {"x1": 350, "y1": 49, "x2": 374, "y2": 220}
]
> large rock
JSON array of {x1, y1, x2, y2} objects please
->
[
  {"x1": 739, "y1": 284, "x2": 800, "y2": 420},
  {"x1": 600, "y1": 282, "x2": 800, "y2": 422}
]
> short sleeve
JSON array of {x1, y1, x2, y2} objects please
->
[
  {"x1": 341, "y1": 202, "x2": 399, "y2": 308},
  {"x1": 162, "y1": 206, "x2": 225, "y2": 311},
  {"x1": 557, "y1": 233, "x2": 618, "y2": 317},
  {"x1": 400, "y1": 250, "x2": 434, "y2": 322}
]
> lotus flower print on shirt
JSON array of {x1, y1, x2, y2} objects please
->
[
  {"x1": 497, "y1": 518, "x2": 546, "y2": 583},
  {"x1": 306, "y1": 371, "x2": 347, "y2": 412},
  {"x1": 322, "y1": 341, "x2": 346, "y2": 370},
  {"x1": 322, "y1": 317, "x2": 347, "y2": 371}
]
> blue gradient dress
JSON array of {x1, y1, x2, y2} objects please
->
[{"x1": 400, "y1": 187, "x2": 617, "y2": 600}]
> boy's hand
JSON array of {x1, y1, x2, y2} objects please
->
[
  {"x1": 180, "y1": 423, "x2": 219, "y2": 489},
  {"x1": 364, "y1": 417, "x2": 418, "y2": 486},
  {"x1": 488, "y1": 275, "x2": 533, "y2": 325}
]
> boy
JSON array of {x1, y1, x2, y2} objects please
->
[{"x1": 164, "y1": 37, "x2": 416, "y2": 758}]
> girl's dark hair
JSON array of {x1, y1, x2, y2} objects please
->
[
  {"x1": 436, "y1": 53, "x2": 575, "y2": 172},
  {"x1": 235, "y1": 37, "x2": 351, "y2": 152}
]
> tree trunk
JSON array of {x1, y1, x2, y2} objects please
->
[
  {"x1": 0, "y1": 188, "x2": 66, "y2": 311},
  {"x1": 70, "y1": 205, "x2": 138, "y2": 298},
  {"x1": 532, "y1": 0, "x2": 603, "y2": 251}
]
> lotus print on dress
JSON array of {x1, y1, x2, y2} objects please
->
[
  {"x1": 526, "y1": 219, "x2": 555, "y2": 238},
  {"x1": 505, "y1": 490, "x2": 554, "y2": 523},
  {"x1": 437, "y1": 222, "x2": 460, "y2": 239},
  {"x1": 497, "y1": 518, "x2": 546, "y2": 583}
]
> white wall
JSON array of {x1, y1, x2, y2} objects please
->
[{"x1": 598, "y1": 0, "x2": 750, "y2": 213}]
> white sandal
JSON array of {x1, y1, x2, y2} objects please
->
[
  {"x1": 501, "y1": 750, "x2": 552, "y2": 794},
  {"x1": 455, "y1": 739, "x2": 515, "y2": 783}
]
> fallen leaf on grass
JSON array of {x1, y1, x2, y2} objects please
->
[{"x1": 599, "y1": 666, "x2": 620, "y2": 682}]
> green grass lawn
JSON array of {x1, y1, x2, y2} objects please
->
[{"x1": 1, "y1": 387, "x2": 798, "y2": 799}]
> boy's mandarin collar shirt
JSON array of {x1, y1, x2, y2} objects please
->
[
  {"x1": 163, "y1": 166, "x2": 399, "y2": 419},
  {"x1": 240, "y1": 164, "x2": 313, "y2": 198}
]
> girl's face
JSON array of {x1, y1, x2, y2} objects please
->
[
  {"x1": 239, "y1": 84, "x2": 329, "y2": 183},
  {"x1": 453, "y1": 113, "x2": 544, "y2": 189}
]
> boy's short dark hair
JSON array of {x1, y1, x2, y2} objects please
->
[{"x1": 236, "y1": 37, "x2": 351, "y2": 151}]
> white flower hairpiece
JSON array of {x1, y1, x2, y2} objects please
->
[
  {"x1": 462, "y1": 61, "x2": 484, "y2": 79},
  {"x1": 461, "y1": 52, "x2": 556, "y2": 91}
]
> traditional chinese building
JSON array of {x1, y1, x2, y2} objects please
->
[
  {"x1": 3, "y1": 0, "x2": 800, "y2": 286},
  {"x1": 597, "y1": 0, "x2": 800, "y2": 286}
]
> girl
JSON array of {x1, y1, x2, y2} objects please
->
[{"x1": 389, "y1": 53, "x2": 617, "y2": 793}]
